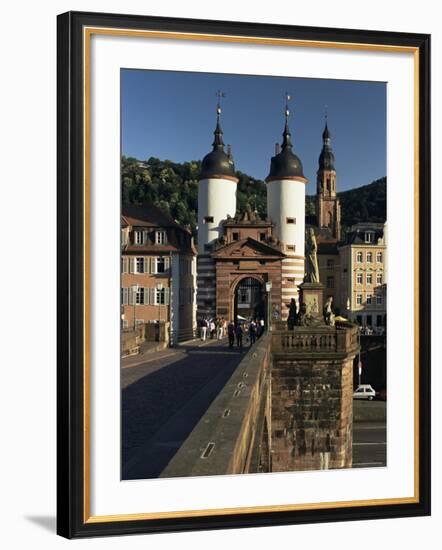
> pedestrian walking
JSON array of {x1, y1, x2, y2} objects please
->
[
  {"x1": 227, "y1": 320, "x2": 235, "y2": 348},
  {"x1": 235, "y1": 323, "x2": 243, "y2": 350},
  {"x1": 200, "y1": 318, "x2": 208, "y2": 341},
  {"x1": 249, "y1": 320, "x2": 257, "y2": 346},
  {"x1": 216, "y1": 318, "x2": 223, "y2": 340},
  {"x1": 209, "y1": 319, "x2": 216, "y2": 339}
]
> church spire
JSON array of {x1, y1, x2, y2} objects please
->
[
  {"x1": 281, "y1": 92, "x2": 293, "y2": 150},
  {"x1": 212, "y1": 90, "x2": 225, "y2": 150},
  {"x1": 318, "y1": 111, "x2": 335, "y2": 171},
  {"x1": 200, "y1": 90, "x2": 237, "y2": 181}
]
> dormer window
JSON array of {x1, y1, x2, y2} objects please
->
[
  {"x1": 203, "y1": 216, "x2": 214, "y2": 223},
  {"x1": 134, "y1": 230, "x2": 144, "y2": 245},
  {"x1": 365, "y1": 231, "x2": 374, "y2": 243},
  {"x1": 155, "y1": 230, "x2": 167, "y2": 245},
  {"x1": 286, "y1": 217, "x2": 296, "y2": 224},
  {"x1": 232, "y1": 232, "x2": 239, "y2": 241}
]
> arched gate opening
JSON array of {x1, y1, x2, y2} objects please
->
[{"x1": 233, "y1": 277, "x2": 265, "y2": 324}]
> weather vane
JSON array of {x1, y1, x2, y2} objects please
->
[
  {"x1": 216, "y1": 89, "x2": 225, "y2": 115},
  {"x1": 285, "y1": 92, "x2": 292, "y2": 119}
]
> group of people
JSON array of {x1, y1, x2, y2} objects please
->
[
  {"x1": 199, "y1": 317, "x2": 228, "y2": 341},
  {"x1": 227, "y1": 318, "x2": 265, "y2": 349},
  {"x1": 199, "y1": 316, "x2": 265, "y2": 350}
]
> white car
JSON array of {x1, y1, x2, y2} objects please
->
[{"x1": 353, "y1": 384, "x2": 376, "y2": 400}]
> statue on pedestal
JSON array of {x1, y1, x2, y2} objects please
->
[
  {"x1": 323, "y1": 296, "x2": 336, "y2": 326},
  {"x1": 305, "y1": 228, "x2": 320, "y2": 283},
  {"x1": 287, "y1": 298, "x2": 297, "y2": 330}
]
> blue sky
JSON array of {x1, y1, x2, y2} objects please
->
[{"x1": 121, "y1": 69, "x2": 386, "y2": 193}]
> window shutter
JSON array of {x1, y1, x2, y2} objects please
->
[
  {"x1": 143, "y1": 230, "x2": 148, "y2": 244},
  {"x1": 130, "y1": 258, "x2": 135, "y2": 273},
  {"x1": 165, "y1": 288, "x2": 170, "y2": 305},
  {"x1": 143, "y1": 287, "x2": 148, "y2": 305},
  {"x1": 165, "y1": 256, "x2": 170, "y2": 272},
  {"x1": 143, "y1": 258, "x2": 149, "y2": 274},
  {"x1": 151, "y1": 257, "x2": 157, "y2": 274},
  {"x1": 149, "y1": 288, "x2": 155, "y2": 305}
]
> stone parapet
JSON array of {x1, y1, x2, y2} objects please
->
[{"x1": 160, "y1": 334, "x2": 272, "y2": 478}]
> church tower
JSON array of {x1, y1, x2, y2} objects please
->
[
  {"x1": 266, "y1": 96, "x2": 307, "y2": 317},
  {"x1": 316, "y1": 118, "x2": 341, "y2": 240},
  {"x1": 196, "y1": 93, "x2": 238, "y2": 320}
]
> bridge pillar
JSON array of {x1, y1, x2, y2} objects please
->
[{"x1": 270, "y1": 324, "x2": 359, "y2": 471}]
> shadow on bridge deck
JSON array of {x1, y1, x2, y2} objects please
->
[{"x1": 122, "y1": 341, "x2": 249, "y2": 480}]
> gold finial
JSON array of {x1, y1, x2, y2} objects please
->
[
  {"x1": 285, "y1": 92, "x2": 292, "y2": 119},
  {"x1": 216, "y1": 89, "x2": 225, "y2": 116}
]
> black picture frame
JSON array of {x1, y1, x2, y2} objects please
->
[{"x1": 57, "y1": 10, "x2": 431, "y2": 539}]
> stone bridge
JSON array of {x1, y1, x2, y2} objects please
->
[{"x1": 162, "y1": 322, "x2": 359, "y2": 477}]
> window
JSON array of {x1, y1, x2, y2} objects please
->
[
  {"x1": 156, "y1": 256, "x2": 166, "y2": 273},
  {"x1": 136, "y1": 257, "x2": 145, "y2": 274},
  {"x1": 203, "y1": 216, "x2": 214, "y2": 223},
  {"x1": 232, "y1": 232, "x2": 239, "y2": 241},
  {"x1": 367, "y1": 252, "x2": 373, "y2": 263},
  {"x1": 376, "y1": 295, "x2": 383, "y2": 305},
  {"x1": 259, "y1": 232, "x2": 266, "y2": 241},
  {"x1": 365, "y1": 231, "x2": 374, "y2": 243},
  {"x1": 376, "y1": 251, "x2": 383, "y2": 263},
  {"x1": 286, "y1": 244, "x2": 295, "y2": 252},
  {"x1": 366, "y1": 273, "x2": 373, "y2": 285},
  {"x1": 376, "y1": 315, "x2": 383, "y2": 326},
  {"x1": 366, "y1": 315, "x2": 372, "y2": 326},
  {"x1": 155, "y1": 230, "x2": 167, "y2": 245},
  {"x1": 366, "y1": 294, "x2": 373, "y2": 305},
  {"x1": 135, "y1": 287, "x2": 145, "y2": 305},
  {"x1": 356, "y1": 273, "x2": 363, "y2": 285},
  {"x1": 356, "y1": 294, "x2": 363, "y2": 305},
  {"x1": 233, "y1": 260, "x2": 239, "y2": 265},
  {"x1": 326, "y1": 276, "x2": 334, "y2": 289},
  {"x1": 259, "y1": 260, "x2": 266, "y2": 265},
  {"x1": 356, "y1": 315, "x2": 363, "y2": 326},
  {"x1": 376, "y1": 273, "x2": 383, "y2": 285},
  {"x1": 121, "y1": 288, "x2": 129, "y2": 305},
  {"x1": 356, "y1": 251, "x2": 363, "y2": 263},
  {"x1": 134, "y1": 230, "x2": 144, "y2": 245},
  {"x1": 155, "y1": 287, "x2": 170, "y2": 305},
  {"x1": 286, "y1": 217, "x2": 296, "y2": 224},
  {"x1": 326, "y1": 259, "x2": 334, "y2": 268}
]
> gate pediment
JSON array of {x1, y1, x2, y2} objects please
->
[{"x1": 212, "y1": 237, "x2": 285, "y2": 259}]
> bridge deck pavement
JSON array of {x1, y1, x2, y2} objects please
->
[{"x1": 122, "y1": 337, "x2": 250, "y2": 479}]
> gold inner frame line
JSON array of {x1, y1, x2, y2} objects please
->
[{"x1": 82, "y1": 26, "x2": 420, "y2": 524}]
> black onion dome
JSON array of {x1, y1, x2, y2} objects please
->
[
  {"x1": 266, "y1": 119, "x2": 305, "y2": 181},
  {"x1": 200, "y1": 115, "x2": 236, "y2": 180},
  {"x1": 318, "y1": 122, "x2": 335, "y2": 171}
]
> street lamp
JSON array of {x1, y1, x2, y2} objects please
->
[
  {"x1": 265, "y1": 281, "x2": 272, "y2": 332},
  {"x1": 357, "y1": 325, "x2": 362, "y2": 386},
  {"x1": 156, "y1": 282, "x2": 164, "y2": 322},
  {"x1": 131, "y1": 284, "x2": 139, "y2": 331}
]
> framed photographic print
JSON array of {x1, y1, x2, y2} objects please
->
[{"x1": 57, "y1": 11, "x2": 431, "y2": 538}]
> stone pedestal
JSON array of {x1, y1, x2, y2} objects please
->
[
  {"x1": 270, "y1": 322, "x2": 359, "y2": 472},
  {"x1": 298, "y1": 281, "x2": 324, "y2": 319}
]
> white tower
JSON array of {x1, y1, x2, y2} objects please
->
[
  {"x1": 266, "y1": 96, "x2": 308, "y2": 318},
  {"x1": 196, "y1": 94, "x2": 238, "y2": 320}
]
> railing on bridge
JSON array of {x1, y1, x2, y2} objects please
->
[{"x1": 271, "y1": 321, "x2": 359, "y2": 357}]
